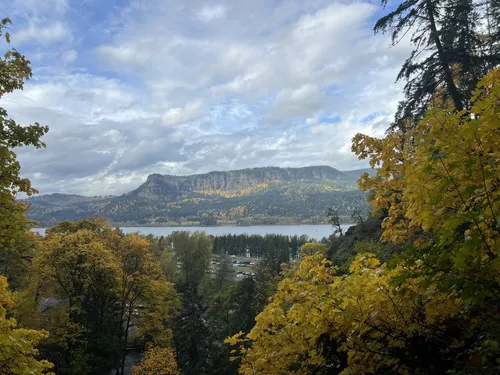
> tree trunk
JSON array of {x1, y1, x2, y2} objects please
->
[
  {"x1": 119, "y1": 307, "x2": 133, "y2": 375},
  {"x1": 426, "y1": 0, "x2": 464, "y2": 112}
]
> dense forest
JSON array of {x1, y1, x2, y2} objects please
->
[
  {"x1": 0, "y1": 0, "x2": 499, "y2": 374},
  {"x1": 24, "y1": 167, "x2": 370, "y2": 227}
]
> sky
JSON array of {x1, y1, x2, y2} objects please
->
[{"x1": 2, "y1": 0, "x2": 410, "y2": 196}]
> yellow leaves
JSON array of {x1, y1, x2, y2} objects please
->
[
  {"x1": 229, "y1": 254, "x2": 466, "y2": 374},
  {"x1": 194, "y1": 183, "x2": 272, "y2": 198},
  {"x1": 225, "y1": 331, "x2": 246, "y2": 347},
  {"x1": 0, "y1": 276, "x2": 13, "y2": 308},
  {"x1": 402, "y1": 69, "x2": 500, "y2": 257},
  {"x1": 0, "y1": 276, "x2": 54, "y2": 375},
  {"x1": 348, "y1": 253, "x2": 380, "y2": 273},
  {"x1": 299, "y1": 242, "x2": 327, "y2": 258},
  {"x1": 352, "y1": 68, "x2": 500, "y2": 255},
  {"x1": 131, "y1": 347, "x2": 179, "y2": 375}
]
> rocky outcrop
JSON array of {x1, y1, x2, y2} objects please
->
[{"x1": 130, "y1": 166, "x2": 347, "y2": 200}]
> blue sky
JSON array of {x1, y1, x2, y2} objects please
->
[{"x1": 2, "y1": 0, "x2": 410, "y2": 196}]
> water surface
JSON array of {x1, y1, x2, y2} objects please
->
[{"x1": 33, "y1": 224, "x2": 352, "y2": 240}]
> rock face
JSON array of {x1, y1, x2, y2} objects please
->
[
  {"x1": 25, "y1": 166, "x2": 371, "y2": 227},
  {"x1": 130, "y1": 166, "x2": 348, "y2": 200}
]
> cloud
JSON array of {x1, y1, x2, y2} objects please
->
[
  {"x1": 15, "y1": 21, "x2": 72, "y2": 45},
  {"x1": 264, "y1": 84, "x2": 327, "y2": 124},
  {"x1": 8, "y1": 0, "x2": 69, "y2": 17},
  {"x1": 2, "y1": 0, "x2": 412, "y2": 196},
  {"x1": 196, "y1": 5, "x2": 227, "y2": 22},
  {"x1": 161, "y1": 100, "x2": 205, "y2": 127}
]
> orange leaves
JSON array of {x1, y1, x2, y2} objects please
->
[{"x1": 194, "y1": 183, "x2": 272, "y2": 198}]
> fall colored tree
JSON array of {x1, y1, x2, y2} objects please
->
[
  {"x1": 17, "y1": 219, "x2": 178, "y2": 375},
  {"x1": 0, "y1": 16, "x2": 53, "y2": 374},
  {"x1": 227, "y1": 253, "x2": 467, "y2": 374},
  {"x1": 0, "y1": 17, "x2": 48, "y2": 282},
  {"x1": 299, "y1": 242, "x2": 326, "y2": 258},
  {"x1": 33, "y1": 224, "x2": 122, "y2": 374},
  {"x1": 229, "y1": 67, "x2": 500, "y2": 375},
  {"x1": 115, "y1": 234, "x2": 178, "y2": 375},
  {"x1": 352, "y1": 69, "x2": 500, "y2": 283},
  {"x1": 131, "y1": 347, "x2": 179, "y2": 375},
  {"x1": 0, "y1": 276, "x2": 53, "y2": 374}
]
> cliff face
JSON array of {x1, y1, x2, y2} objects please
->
[
  {"x1": 131, "y1": 166, "x2": 346, "y2": 199},
  {"x1": 25, "y1": 166, "x2": 370, "y2": 227}
]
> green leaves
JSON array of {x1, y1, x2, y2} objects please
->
[{"x1": 0, "y1": 18, "x2": 48, "y2": 258}]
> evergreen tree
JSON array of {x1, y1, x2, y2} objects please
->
[
  {"x1": 173, "y1": 292, "x2": 212, "y2": 375},
  {"x1": 441, "y1": 0, "x2": 492, "y2": 101},
  {"x1": 213, "y1": 251, "x2": 234, "y2": 292},
  {"x1": 375, "y1": 0, "x2": 500, "y2": 128},
  {"x1": 375, "y1": 0, "x2": 464, "y2": 120}
]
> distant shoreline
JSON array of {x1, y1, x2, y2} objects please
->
[{"x1": 35, "y1": 223, "x2": 352, "y2": 229}]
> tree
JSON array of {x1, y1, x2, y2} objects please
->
[
  {"x1": 213, "y1": 251, "x2": 234, "y2": 292},
  {"x1": 327, "y1": 207, "x2": 343, "y2": 236},
  {"x1": 352, "y1": 68, "x2": 500, "y2": 261},
  {"x1": 0, "y1": 230, "x2": 39, "y2": 289},
  {"x1": 131, "y1": 347, "x2": 179, "y2": 375},
  {"x1": 173, "y1": 292, "x2": 212, "y2": 375},
  {"x1": 441, "y1": 0, "x2": 490, "y2": 99},
  {"x1": 0, "y1": 17, "x2": 48, "y2": 280},
  {"x1": 299, "y1": 242, "x2": 326, "y2": 258},
  {"x1": 350, "y1": 69, "x2": 500, "y2": 372},
  {"x1": 375, "y1": 0, "x2": 464, "y2": 119},
  {"x1": 0, "y1": 276, "x2": 53, "y2": 374},
  {"x1": 374, "y1": 0, "x2": 500, "y2": 126},
  {"x1": 171, "y1": 231, "x2": 212, "y2": 292},
  {"x1": 26, "y1": 219, "x2": 179, "y2": 375},
  {"x1": 206, "y1": 277, "x2": 258, "y2": 375},
  {"x1": 350, "y1": 209, "x2": 364, "y2": 228},
  {"x1": 33, "y1": 225, "x2": 122, "y2": 374},
  {"x1": 228, "y1": 253, "x2": 469, "y2": 375},
  {"x1": 115, "y1": 234, "x2": 178, "y2": 375},
  {"x1": 485, "y1": 0, "x2": 500, "y2": 68}
]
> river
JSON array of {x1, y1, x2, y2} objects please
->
[{"x1": 32, "y1": 224, "x2": 352, "y2": 240}]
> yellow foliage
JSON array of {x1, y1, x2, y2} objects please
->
[
  {"x1": 0, "y1": 276, "x2": 54, "y2": 375},
  {"x1": 194, "y1": 183, "x2": 272, "y2": 198},
  {"x1": 352, "y1": 68, "x2": 500, "y2": 255},
  {"x1": 228, "y1": 254, "x2": 464, "y2": 374},
  {"x1": 299, "y1": 242, "x2": 327, "y2": 257},
  {"x1": 131, "y1": 347, "x2": 179, "y2": 375}
]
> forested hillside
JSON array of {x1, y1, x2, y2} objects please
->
[{"x1": 25, "y1": 166, "x2": 369, "y2": 227}]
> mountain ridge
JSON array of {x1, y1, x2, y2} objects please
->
[
  {"x1": 25, "y1": 166, "x2": 371, "y2": 227},
  {"x1": 129, "y1": 165, "x2": 352, "y2": 200}
]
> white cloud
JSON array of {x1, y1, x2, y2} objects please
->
[
  {"x1": 161, "y1": 100, "x2": 205, "y2": 127},
  {"x1": 15, "y1": 21, "x2": 72, "y2": 45},
  {"x1": 196, "y1": 5, "x2": 227, "y2": 22},
  {"x1": 265, "y1": 84, "x2": 326, "y2": 123},
  {"x1": 8, "y1": 0, "x2": 68, "y2": 17},
  {"x1": 3, "y1": 0, "x2": 413, "y2": 195}
]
